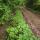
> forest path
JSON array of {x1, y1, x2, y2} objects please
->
[
  {"x1": 21, "y1": 7, "x2": 40, "y2": 37},
  {"x1": 0, "y1": 20, "x2": 12, "y2": 40}
]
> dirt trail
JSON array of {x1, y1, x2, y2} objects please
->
[
  {"x1": 21, "y1": 7, "x2": 40, "y2": 37},
  {"x1": 0, "y1": 20, "x2": 12, "y2": 40},
  {"x1": 0, "y1": 26, "x2": 6, "y2": 40}
]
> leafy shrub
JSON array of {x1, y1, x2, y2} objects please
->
[
  {"x1": 0, "y1": 3, "x2": 11, "y2": 25},
  {"x1": 2, "y1": 0, "x2": 25, "y2": 10}
]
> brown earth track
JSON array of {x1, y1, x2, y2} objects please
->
[
  {"x1": 21, "y1": 7, "x2": 40, "y2": 37},
  {"x1": 0, "y1": 20, "x2": 12, "y2": 40},
  {"x1": 0, "y1": 24, "x2": 7, "y2": 40}
]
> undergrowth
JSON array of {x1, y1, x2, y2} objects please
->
[{"x1": 6, "y1": 10, "x2": 40, "y2": 40}]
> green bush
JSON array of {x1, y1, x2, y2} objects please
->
[
  {"x1": 0, "y1": 3, "x2": 11, "y2": 25},
  {"x1": 2, "y1": 0, "x2": 25, "y2": 10}
]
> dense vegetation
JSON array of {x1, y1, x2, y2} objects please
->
[
  {"x1": 26, "y1": 0, "x2": 40, "y2": 12},
  {"x1": 0, "y1": 0, "x2": 40, "y2": 40}
]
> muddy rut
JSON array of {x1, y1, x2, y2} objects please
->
[{"x1": 21, "y1": 7, "x2": 40, "y2": 37}]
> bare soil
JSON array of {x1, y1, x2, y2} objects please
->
[
  {"x1": 21, "y1": 7, "x2": 40, "y2": 37},
  {"x1": 0, "y1": 26, "x2": 5, "y2": 40}
]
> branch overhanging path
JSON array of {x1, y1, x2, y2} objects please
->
[{"x1": 21, "y1": 7, "x2": 40, "y2": 37}]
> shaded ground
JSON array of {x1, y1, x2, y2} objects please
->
[{"x1": 21, "y1": 7, "x2": 40, "y2": 37}]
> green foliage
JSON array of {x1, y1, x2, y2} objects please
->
[
  {"x1": 0, "y1": 3, "x2": 11, "y2": 24},
  {"x1": 6, "y1": 10, "x2": 40, "y2": 40},
  {"x1": 0, "y1": 0, "x2": 26, "y2": 25},
  {"x1": 0, "y1": 9, "x2": 4, "y2": 18},
  {"x1": 26, "y1": 0, "x2": 40, "y2": 12},
  {"x1": 36, "y1": 0, "x2": 40, "y2": 5},
  {"x1": 32, "y1": 5, "x2": 40, "y2": 11},
  {"x1": 2, "y1": 0, "x2": 25, "y2": 10}
]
